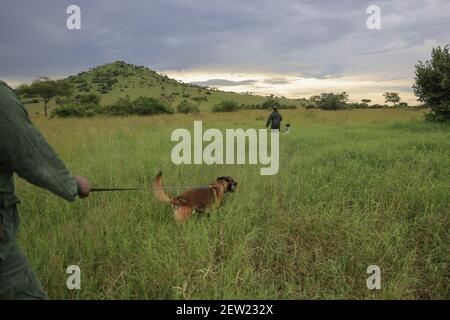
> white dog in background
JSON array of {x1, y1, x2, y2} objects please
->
[{"x1": 284, "y1": 124, "x2": 291, "y2": 134}]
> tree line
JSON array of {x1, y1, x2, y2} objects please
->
[{"x1": 15, "y1": 45, "x2": 450, "y2": 122}]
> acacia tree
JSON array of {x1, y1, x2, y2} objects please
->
[
  {"x1": 309, "y1": 95, "x2": 321, "y2": 106},
  {"x1": 316, "y1": 92, "x2": 349, "y2": 110},
  {"x1": 19, "y1": 79, "x2": 73, "y2": 117},
  {"x1": 383, "y1": 92, "x2": 401, "y2": 107},
  {"x1": 262, "y1": 98, "x2": 281, "y2": 109},
  {"x1": 413, "y1": 45, "x2": 450, "y2": 122}
]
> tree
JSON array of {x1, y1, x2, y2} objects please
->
[
  {"x1": 316, "y1": 92, "x2": 349, "y2": 110},
  {"x1": 383, "y1": 92, "x2": 400, "y2": 106},
  {"x1": 261, "y1": 98, "x2": 281, "y2": 109},
  {"x1": 16, "y1": 84, "x2": 32, "y2": 97},
  {"x1": 383, "y1": 92, "x2": 401, "y2": 106},
  {"x1": 19, "y1": 79, "x2": 73, "y2": 117},
  {"x1": 340, "y1": 91, "x2": 349, "y2": 103},
  {"x1": 310, "y1": 95, "x2": 321, "y2": 105},
  {"x1": 413, "y1": 45, "x2": 450, "y2": 122},
  {"x1": 361, "y1": 99, "x2": 372, "y2": 104}
]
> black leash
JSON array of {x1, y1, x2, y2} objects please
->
[
  {"x1": 90, "y1": 185, "x2": 211, "y2": 192},
  {"x1": 90, "y1": 187, "x2": 147, "y2": 192}
]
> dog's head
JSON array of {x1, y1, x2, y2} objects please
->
[{"x1": 216, "y1": 176, "x2": 238, "y2": 193}]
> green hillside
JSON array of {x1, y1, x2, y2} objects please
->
[{"x1": 61, "y1": 61, "x2": 306, "y2": 111}]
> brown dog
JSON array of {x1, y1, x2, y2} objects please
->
[{"x1": 153, "y1": 171, "x2": 237, "y2": 223}]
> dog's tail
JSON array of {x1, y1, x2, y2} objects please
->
[{"x1": 153, "y1": 171, "x2": 172, "y2": 203}]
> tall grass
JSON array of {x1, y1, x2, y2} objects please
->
[{"x1": 15, "y1": 108, "x2": 449, "y2": 299}]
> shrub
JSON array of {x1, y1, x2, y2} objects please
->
[
  {"x1": 212, "y1": 100, "x2": 240, "y2": 112},
  {"x1": 105, "y1": 96, "x2": 173, "y2": 116},
  {"x1": 261, "y1": 98, "x2": 281, "y2": 109},
  {"x1": 132, "y1": 97, "x2": 173, "y2": 115},
  {"x1": 56, "y1": 94, "x2": 101, "y2": 107},
  {"x1": 51, "y1": 103, "x2": 100, "y2": 118},
  {"x1": 192, "y1": 96, "x2": 208, "y2": 103},
  {"x1": 106, "y1": 79, "x2": 117, "y2": 86},
  {"x1": 77, "y1": 83, "x2": 89, "y2": 90},
  {"x1": 240, "y1": 103, "x2": 295, "y2": 110},
  {"x1": 104, "y1": 96, "x2": 133, "y2": 116},
  {"x1": 414, "y1": 45, "x2": 450, "y2": 122},
  {"x1": 317, "y1": 92, "x2": 349, "y2": 110},
  {"x1": 75, "y1": 93, "x2": 101, "y2": 105},
  {"x1": 348, "y1": 102, "x2": 369, "y2": 109},
  {"x1": 51, "y1": 93, "x2": 102, "y2": 118},
  {"x1": 177, "y1": 100, "x2": 199, "y2": 114},
  {"x1": 424, "y1": 103, "x2": 450, "y2": 122},
  {"x1": 281, "y1": 105, "x2": 297, "y2": 109},
  {"x1": 72, "y1": 78, "x2": 87, "y2": 84}
]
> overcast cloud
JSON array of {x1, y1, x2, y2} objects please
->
[{"x1": 1, "y1": 0, "x2": 449, "y2": 103}]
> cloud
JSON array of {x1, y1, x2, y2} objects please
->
[
  {"x1": 263, "y1": 78, "x2": 293, "y2": 85},
  {"x1": 191, "y1": 79, "x2": 257, "y2": 87},
  {"x1": 0, "y1": 0, "x2": 449, "y2": 103}
]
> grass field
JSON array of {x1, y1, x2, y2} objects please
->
[{"x1": 15, "y1": 108, "x2": 449, "y2": 299}]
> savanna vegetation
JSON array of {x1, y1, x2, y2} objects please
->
[
  {"x1": 18, "y1": 57, "x2": 443, "y2": 119},
  {"x1": 414, "y1": 45, "x2": 450, "y2": 123},
  {"x1": 15, "y1": 108, "x2": 449, "y2": 299},
  {"x1": 11, "y1": 45, "x2": 450, "y2": 299}
]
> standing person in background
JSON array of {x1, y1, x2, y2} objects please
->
[
  {"x1": 0, "y1": 80, "x2": 90, "y2": 300},
  {"x1": 265, "y1": 107, "x2": 283, "y2": 130}
]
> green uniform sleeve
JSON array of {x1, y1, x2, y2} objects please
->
[{"x1": 0, "y1": 81, "x2": 77, "y2": 202}]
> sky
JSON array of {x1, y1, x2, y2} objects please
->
[{"x1": 1, "y1": 0, "x2": 449, "y2": 104}]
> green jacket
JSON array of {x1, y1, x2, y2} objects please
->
[
  {"x1": 266, "y1": 110, "x2": 282, "y2": 129},
  {"x1": 0, "y1": 80, "x2": 77, "y2": 245}
]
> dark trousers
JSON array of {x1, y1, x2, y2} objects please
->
[{"x1": 0, "y1": 237, "x2": 48, "y2": 300}]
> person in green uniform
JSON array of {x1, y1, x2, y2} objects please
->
[
  {"x1": 0, "y1": 80, "x2": 90, "y2": 300},
  {"x1": 265, "y1": 107, "x2": 283, "y2": 130}
]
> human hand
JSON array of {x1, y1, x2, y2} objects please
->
[{"x1": 74, "y1": 176, "x2": 90, "y2": 198}]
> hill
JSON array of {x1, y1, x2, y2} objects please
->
[{"x1": 60, "y1": 61, "x2": 306, "y2": 111}]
